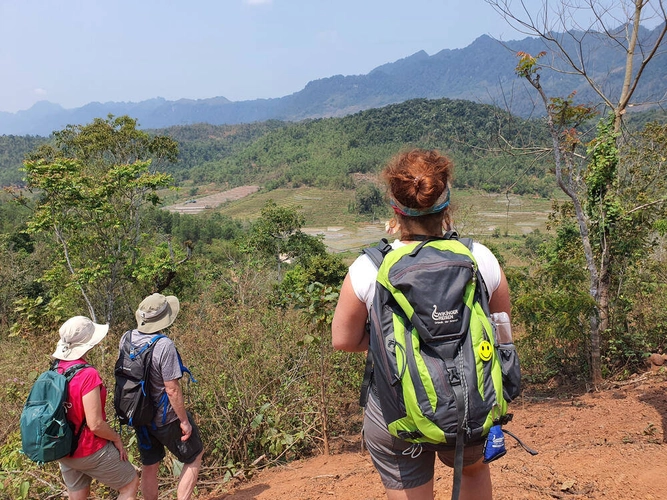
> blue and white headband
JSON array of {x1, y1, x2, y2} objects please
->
[{"x1": 390, "y1": 188, "x2": 450, "y2": 217}]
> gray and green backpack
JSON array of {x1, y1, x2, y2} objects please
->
[{"x1": 360, "y1": 232, "x2": 521, "y2": 496}]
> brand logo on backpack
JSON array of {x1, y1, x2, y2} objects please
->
[{"x1": 431, "y1": 305, "x2": 458, "y2": 324}]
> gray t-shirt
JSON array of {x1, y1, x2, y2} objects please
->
[{"x1": 119, "y1": 329, "x2": 183, "y2": 427}]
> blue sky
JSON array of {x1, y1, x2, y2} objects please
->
[{"x1": 0, "y1": 0, "x2": 600, "y2": 113}]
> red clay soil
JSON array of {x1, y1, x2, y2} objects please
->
[{"x1": 203, "y1": 371, "x2": 667, "y2": 500}]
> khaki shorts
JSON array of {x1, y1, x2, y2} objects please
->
[
  {"x1": 59, "y1": 441, "x2": 137, "y2": 492},
  {"x1": 363, "y1": 392, "x2": 484, "y2": 490}
]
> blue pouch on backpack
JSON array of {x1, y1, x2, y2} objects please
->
[{"x1": 483, "y1": 424, "x2": 507, "y2": 463}]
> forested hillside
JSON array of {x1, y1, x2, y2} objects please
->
[
  {"x1": 154, "y1": 120, "x2": 287, "y2": 180},
  {"x1": 0, "y1": 135, "x2": 47, "y2": 186},
  {"x1": 175, "y1": 98, "x2": 553, "y2": 195},
  {"x1": 3, "y1": 98, "x2": 666, "y2": 197},
  {"x1": 1, "y1": 98, "x2": 554, "y2": 195}
]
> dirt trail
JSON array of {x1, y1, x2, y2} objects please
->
[{"x1": 204, "y1": 372, "x2": 667, "y2": 500}]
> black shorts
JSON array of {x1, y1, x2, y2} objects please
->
[{"x1": 137, "y1": 412, "x2": 203, "y2": 466}]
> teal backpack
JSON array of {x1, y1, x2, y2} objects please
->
[
  {"x1": 20, "y1": 362, "x2": 90, "y2": 464},
  {"x1": 360, "y1": 233, "x2": 522, "y2": 498}
]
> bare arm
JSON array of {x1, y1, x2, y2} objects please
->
[
  {"x1": 81, "y1": 387, "x2": 128, "y2": 460},
  {"x1": 332, "y1": 273, "x2": 370, "y2": 352},
  {"x1": 488, "y1": 268, "x2": 511, "y2": 319},
  {"x1": 164, "y1": 379, "x2": 191, "y2": 441}
]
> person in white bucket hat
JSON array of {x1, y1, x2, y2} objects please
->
[
  {"x1": 53, "y1": 316, "x2": 139, "y2": 500},
  {"x1": 118, "y1": 293, "x2": 203, "y2": 500}
]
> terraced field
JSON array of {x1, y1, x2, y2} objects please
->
[{"x1": 166, "y1": 185, "x2": 555, "y2": 254}]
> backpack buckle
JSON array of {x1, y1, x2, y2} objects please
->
[
  {"x1": 397, "y1": 430, "x2": 424, "y2": 441},
  {"x1": 447, "y1": 367, "x2": 461, "y2": 386}
]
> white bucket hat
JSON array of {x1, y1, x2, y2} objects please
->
[
  {"x1": 52, "y1": 316, "x2": 109, "y2": 361},
  {"x1": 136, "y1": 293, "x2": 180, "y2": 334}
]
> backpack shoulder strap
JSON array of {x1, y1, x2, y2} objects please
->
[
  {"x1": 444, "y1": 230, "x2": 473, "y2": 252},
  {"x1": 361, "y1": 238, "x2": 393, "y2": 269},
  {"x1": 58, "y1": 362, "x2": 92, "y2": 454},
  {"x1": 358, "y1": 239, "x2": 393, "y2": 408},
  {"x1": 52, "y1": 361, "x2": 92, "y2": 381},
  {"x1": 408, "y1": 232, "x2": 460, "y2": 257},
  {"x1": 458, "y1": 236, "x2": 492, "y2": 308},
  {"x1": 62, "y1": 363, "x2": 91, "y2": 381},
  {"x1": 444, "y1": 229, "x2": 459, "y2": 241},
  {"x1": 443, "y1": 233, "x2": 490, "y2": 306},
  {"x1": 175, "y1": 348, "x2": 196, "y2": 383},
  {"x1": 147, "y1": 334, "x2": 167, "y2": 349},
  {"x1": 359, "y1": 349, "x2": 374, "y2": 408},
  {"x1": 458, "y1": 237, "x2": 473, "y2": 250},
  {"x1": 129, "y1": 333, "x2": 167, "y2": 360}
]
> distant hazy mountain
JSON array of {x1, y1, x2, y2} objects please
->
[{"x1": 1, "y1": 25, "x2": 665, "y2": 136}]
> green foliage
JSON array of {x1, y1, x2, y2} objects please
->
[
  {"x1": 510, "y1": 222, "x2": 597, "y2": 382},
  {"x1": 0, "y1": 135, "x2": 47, "y2": 186},
  {"x1": 0, "y1": 107, "x2": 666, "y2": 493},
  {"x1": 155, "y1": 121, "x2": 286, "y2": 183},
  {"x1": 241, "y1": 200, "x2": 330, "y2": 280},
  {"x1": 586, "y1": 117, "x2": 621, "y2": 228},
  {"x1": 514, "y1": 39, "x2": 666, "y2": 384},
  {"x1": 35, "y1": 114, "x2": 179, "y2": 168},
  {"x1": 20, "y1": 116, "x2": 179, "y2": 326},
  {"x1": 597, "y1": 120, "x2": 667, "y2": 373},
  {"x1": 353, "y1": 182, "x2": 384, "y2": 215},
  {"x1": 9, "y1": 296, "x2": 67, "y2": 338},
  {"x1": 611, "y1": 255, "x2": 667, "y2": 373},
  {"x1": 0, "y1": 229, "x2": 45, "y2": 335},
  {"x1": 23, "y1": 157, "x2": 173, "y2": 323},
  {"x1": 515, "y1": 51, "x2": 546, "y2": 79},
  {"x1": 183, "y1": 98, "x2": 552, "y2": 196},
  {"x1": 548, "y1": 93, "x2": 598, "y2": 131},
  {"x1": 511, "y1": 163, "x2": 667, "y2": 381},
  {"x1": 132, "y1": 242, "x2": 189, "y2": 294},
  {"x1": 179, "y1": 293, "x2": 358, "y2": 467},
  {"x1": 0, "y1": 432, "x2": 50, "y2": 499},
  {"x1": 276, "y1": 253, "x2": 347, "y2": 308}
]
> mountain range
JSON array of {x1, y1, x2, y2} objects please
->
[{"x1": 1, "y1": 24, "x2": 665, "y2": 137}]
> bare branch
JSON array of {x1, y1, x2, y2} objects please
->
[
  {"x1": 620, "y1": 19, "x2": 667, "y2": 112},
  {"x1": 626, "y1": 197, "x2": 667, "y2": 214},
  {"x1": 53, "y1": 225, "x2": 97, "y2": 321}
]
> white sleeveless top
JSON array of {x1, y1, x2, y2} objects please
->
[{"x1": 348, "y1": 239, "x2": 502, "y2": 310}]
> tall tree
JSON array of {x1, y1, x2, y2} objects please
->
[
  {"x1": 244, "y1": 200, "x2": 326, "y2": 278},
  {"x1": 354, "y1": 182, "x2": 385, "y2": 220},
  {"x1": 22, "y1": 116, "x2": 179, "y2": 325},
  {"x1": 487, "y1": 0, "x2": 667, "y2": 384}
]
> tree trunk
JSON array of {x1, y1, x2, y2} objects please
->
[
  {"x1": 593, "y1": 240, "x2": 613, "y2": 386},
  {"x1": 320, "y1": 336, "x2": 330, "y2": 455},
  {"x1": 589, "y1": 313, "x2": 603, "y2": 387},
  {"x1": 525, "y1": 71, "x2": 606, "y2": 385}
]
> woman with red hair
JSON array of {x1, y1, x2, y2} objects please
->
[{"x1": 332, "y1": 149, "x2": 511, "y2": 500}]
